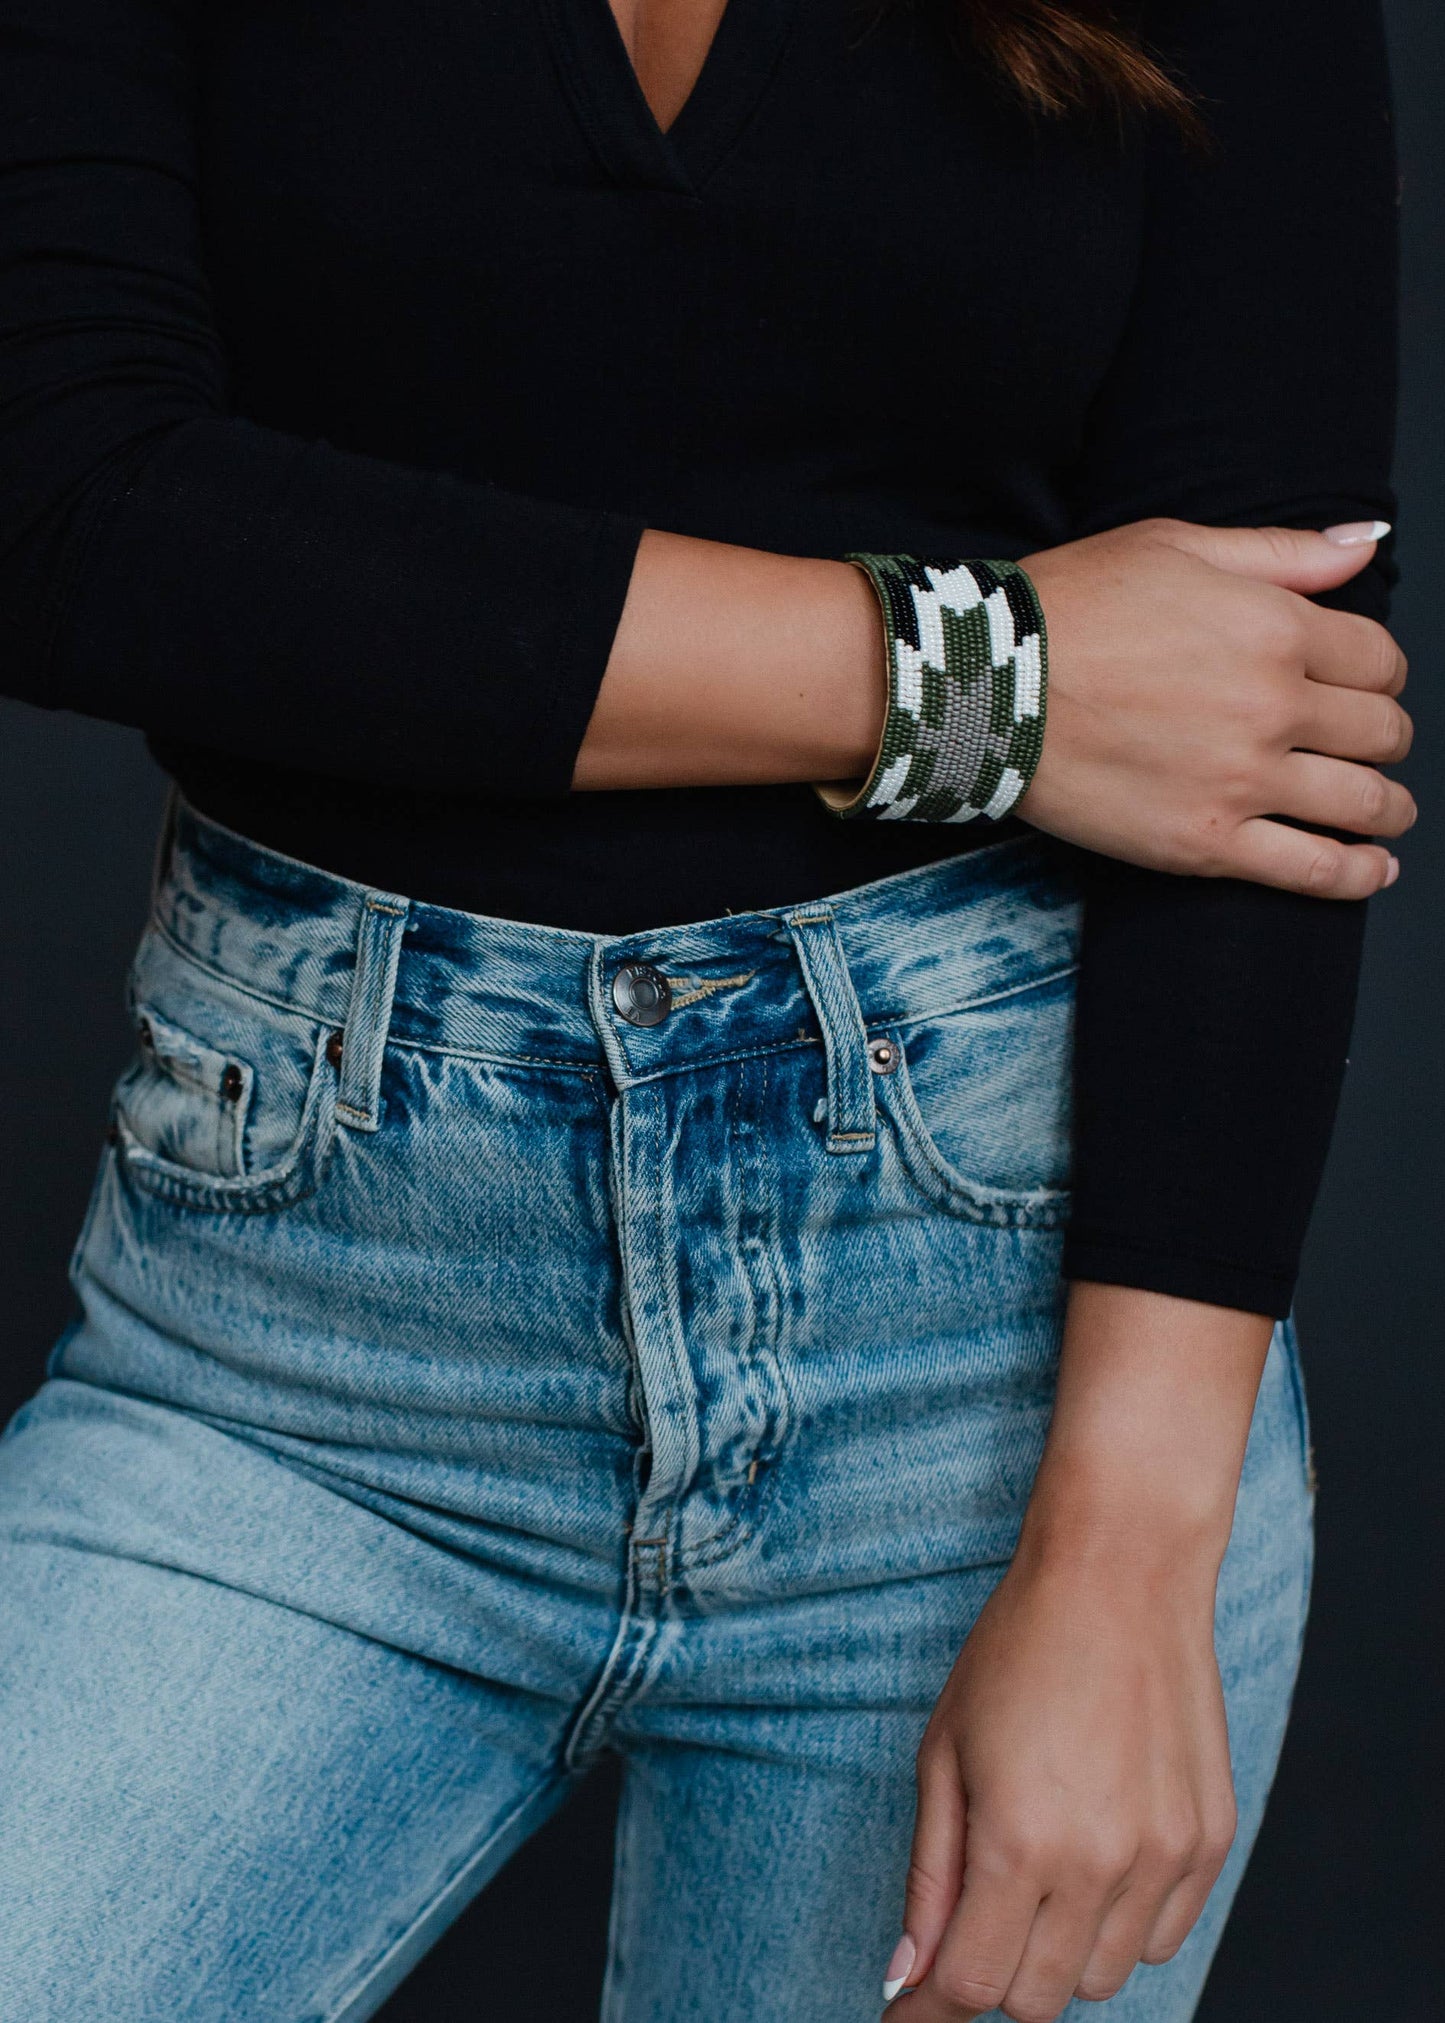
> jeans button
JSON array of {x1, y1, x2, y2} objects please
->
[{"x1": 612, "y1": 961, "x2": 672, "y2": 1028}]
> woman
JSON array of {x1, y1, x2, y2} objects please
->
[{"x1": 0, "y1": 1, "x2": 1408, "y2": 2019}]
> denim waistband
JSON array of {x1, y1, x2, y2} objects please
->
[{"x1": 151, "y1": 797, "x2": 1082, "y2": 1088}]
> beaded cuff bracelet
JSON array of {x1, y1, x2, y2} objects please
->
[{"x1": 816, "y1": 555, "x2": 1048, "y2": 824}]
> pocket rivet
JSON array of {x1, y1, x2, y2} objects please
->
[
  {"x1": 222, "y1": 1063, "x2": 245, "y2": 1103},
  {"x1": 868, "y1": 1038, "x2": 900, "y2": 1075},
  {"x1": 326, "y1": 1030, "x2": 345, "y2": 1068}
]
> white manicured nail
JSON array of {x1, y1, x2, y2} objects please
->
[
  {"x1": 1323, "y1": 520, "x2": 1391, "y2": 545},
  {"x1": 883, "y1": 1933, "x2": 917, "y2": 2004}
]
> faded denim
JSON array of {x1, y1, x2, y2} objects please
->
[{"x1": 0, "y1": 801, "x2": 1314, "y2": 2022}]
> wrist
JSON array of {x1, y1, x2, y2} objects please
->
[
  {"x1": 814, "y1": 557, "x2": 888, "y2": 779},
  {"x1": 1018, "y1": 1458, "x2": 1237, "y2": 1588},
  {"x1": 815, "y1": 553, "x2": 1049, "y2": 822},
  {"x1": 1019, "y1": 1282, "x2": 1274, "y2": 1584}
]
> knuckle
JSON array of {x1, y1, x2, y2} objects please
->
[
  {"x1": 1370, "y1": 696, "x2": 1399, "y2": 756},
  {"x1": 938, "y1": 1973, "x2": 1011, "y2": 2012},
  {"x1": 1259, "y1": 524, "x2": 1306, "y2": 571},
  {"x1": 1004, "y1": 1999, "x2": 1064, "y2": 2023},
  {"x1": 1147, "y1": 1818, "x2": 1201, "y2": 1874},
  {"x1": 1198, "y1": 1810, "x2": 1238, "y2": 1872},
  {"x1": 1080, "y1": 1840, "x2": 1138, "y2": 1889},
  {"x1": 905, "y1": 1853, "x2": 953, "y2": 1911},
  {"x1": 1197, "y1": 1832, "x2": 1235, "y2": 1877},
  {"x1": 1216, "y1": 1797, "x2": 1240, "y2": 1842},
  {"x1": 1358, "y1": 771, "x2": 1390, "y2": 827},
  {"x1": 1369, "y1": 627, "x2": 1400, "y2": 690},
  {"x1": 1076, "y1": 1974, "x2": 1130, "y2": 2004},
  {"x1": 1301, "y1": 840, "x2": 1346, "y2": 895},
  {"x1": 993, "y1": 1826, "x2": 1063, "y2": 1880}
]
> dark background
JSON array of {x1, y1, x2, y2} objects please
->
[{"x1": 2, "y1": 2, "x2": 1439, "y2": 2014}]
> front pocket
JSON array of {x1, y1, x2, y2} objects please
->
[
  {"x1": 111, "y1": 929, "x2": 342, "y2": 1216},
  {"x1": 874, "y1": 970, "x2": 1075, "y2": 1228},
  {"x1": 114, "y1": 1004, "x2": 254, "y2": 1181}
]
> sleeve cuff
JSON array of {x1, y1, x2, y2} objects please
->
[
  {"x1": 1061, "y1": 1228, "x2": 1295, "y2": 1321},
  {"x1": 528, "y1": 509, "x2": 648, "y2": 796}
]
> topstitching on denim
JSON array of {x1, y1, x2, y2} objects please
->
[
  {"x1": 0, "y1": 796, "x2": 1314, "y2": 2023},
  {"x1": 148, "y1": 799, "x2": 1082, "y2": 1080}
]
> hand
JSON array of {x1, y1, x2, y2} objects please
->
[
  {"x1": 1018, "y1": 518, "x2": 1415, "y2": 898},
  {"x1": 883, "y1": 1285, "x2": 1273, "y2": 2023},
  {"x1": 888, "y1": 1536, "x2": 1234, "y2": 2023}
]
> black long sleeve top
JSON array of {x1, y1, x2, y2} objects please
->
[{"x1": 0, "y1": 0, "x2": 1398, "y2": 1316}]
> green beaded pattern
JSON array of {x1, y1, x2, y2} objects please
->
[{"x1": 818, "y1": 555, "x2": 1048, "y2": 824}]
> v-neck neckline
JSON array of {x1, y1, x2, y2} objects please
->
[{"x1": 538, "y1": 0, "x2": 798, "y2": 195}]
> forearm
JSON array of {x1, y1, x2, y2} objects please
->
[
  {"x1": 572, "y1": 528, "x2": 885, "y2": 789},
  {"x1": 1021, "y1": 1282, "x2": 1274, "y2": 1581}
]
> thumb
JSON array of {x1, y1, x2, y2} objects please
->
[{"x1": 1151, "y1": 518, "x2": 1390, "y2": 594}]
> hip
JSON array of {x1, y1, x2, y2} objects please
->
[{"x1": 59, "y1": 795, "x2": 1088, "y2": 1597}]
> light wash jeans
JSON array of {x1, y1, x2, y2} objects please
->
[{"x1": 0, "y1": 801, "x2": 1313, "y2": 2023}]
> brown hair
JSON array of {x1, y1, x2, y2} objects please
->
[{"x1": 961, "y1": 1, "x2": 1199, "y2": 133}]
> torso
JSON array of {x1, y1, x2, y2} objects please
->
[
  {"x1": 166, "y1": 0, "x2": 1146, "y2": 927},
  {"x1": 607, "y1": 0, "x2": 732, "y2": 131}
]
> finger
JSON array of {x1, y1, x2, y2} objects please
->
[
  {"x1": 1273, "y1": 754, "x2": 1417, "y2": 840},
  {"x1": 999, "y1": 1883, "x2": 1114, "y2": 2023},
  {"x1": 889, "y1": 1738, "x2": 968, "y2": 2002},
  {"x1": 1074, "y1": 1885, "x2": 1163, "y2": 2004},
  {"x1": 1148, "y1": 519, "x2": 1389, "y2": 595},
  {"x1": 898, "y1": 1869, "x2": 1036, "y2": 2014},
  {"x1": 1139, "y1": 1863, "x2": 1220, "y2": 1969},
  {"x1": 1305, "y1": 682, "x2": 1413, "y2": 763},
  {"x1": 1223, "y1": 819, "x2": 1400, "y2": 899},
  {"x1": 898, "y1": 1841, "x2": 1041, "y2": 2023},
  {"x1": 1300, "y1": 606, "x2": 1409, "y2": 698}
]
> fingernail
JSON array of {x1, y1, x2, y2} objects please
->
[
  {"x1": 1323, "y1": 520, "x2": 1392, "y2": 546},
  {"x1": 883, "y1": 1933, "x2": 918, "y2": 2004},
  {"x1": 1385, "y1": 855, "x2": 1401, "y2": 887}
]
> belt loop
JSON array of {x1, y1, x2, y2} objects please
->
[
  {"x1": 785, "y1": 907, "x2": 876, "y2": 1155},
  {"x1": 335, "y1": 890, "x2": 409, "y2": 1134}
]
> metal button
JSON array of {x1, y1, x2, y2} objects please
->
[
  {"x1": 612, "y1": 961, "x2": 672, "y2": 1028},
  {"x1": 326, "y1": 1030, "x2": 345, "y2": 1068},
  {"x1": 221, "y1": 1063, "x2": 245, "y2": 1104},
  {"x1": 868, "y1": 1037, "x2": 900, "y2": 1075}
]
